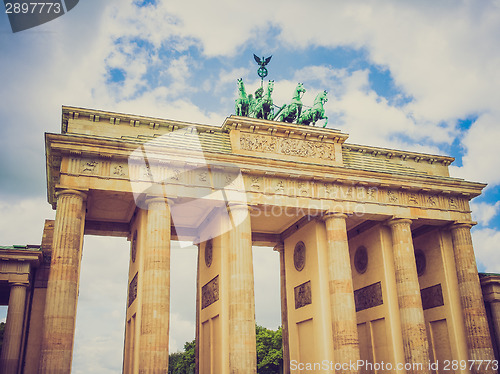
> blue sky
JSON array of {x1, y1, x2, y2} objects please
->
[{"x1": 1, "y1": 1, "x2": 500, "y2": 372}]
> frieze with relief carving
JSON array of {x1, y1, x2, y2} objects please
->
[
  {"x1": 239, "y1": 133, "x2": 335, "y2": 161},
  {"x1": 81, "y1": 159, "x2": 100, "y2": 174},
  {"x1": 241, "y1": 174, "x2": 468, "y2": 213},
  {"x1": 62, "y1": 153, "x2": 469, "y2": 215}
]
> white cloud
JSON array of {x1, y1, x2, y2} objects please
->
[
  {"x1": 273, "y1": 1, "x2": 500, "y2": 125},
  {"x1": 472, "y1": 228, "x2": 500, "y2": 273},
  {"x1": 253, "y1": 247, "x2": 281, "y2": 330},
  {"x1": 0, "y1": 197, "x2": 54, "y2": 244},
  {"x1": 169, "y1": 313, "x2": 195, "y2": 353},
  {"x1": 470, "y1": 201, "x2": 500, "y2": 227},
  {"x1": 450, "y1": 112, "x2": 500, "y2": 186}
]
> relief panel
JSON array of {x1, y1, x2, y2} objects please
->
[
  {"x1": 420, "y1": 284, "x2": 444, "y2": 310},
  {"x1": 202, "y1": 275, "x2": 219, "y2": 309},
  {"x1": 354, "y1": 281, "x2": 383, "y2": 312},
  {"x1": 294, "y1": 280, "x2": 312, "y2": 309},
  {"x1": 128, "y1": 273, "x2": 138, "y2": 307}
]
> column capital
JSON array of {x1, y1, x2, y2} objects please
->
[
  {"x1": 9, "y1": 282, "x2": 29, "y2": 288},
  {"x1": 449, "y1": 221, "x2": 477, "y2": 231},
  {"x1": 144, "y1": 195, "x2": 174, "y2": 207},
  {"x1": 273, "y1": 243, "x2": 285, "y2": 253},
  {"x1": 322, "y1": 211, "x2": 348, "y2": 221},
  {"x1": 386, "y1": 217, "x2": 413, "y2": 227},
  {"x1": 55, "y1": 189, "x2": 87, "y2": 201},
  {"x1": 227, "y1": 202, "x2": 257, "y2": 214}
]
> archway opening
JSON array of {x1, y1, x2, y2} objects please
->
[{"x1": 72, "y1": 235, "x2": 129, "y2": 374}]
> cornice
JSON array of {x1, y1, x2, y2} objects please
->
[
  {"x1": 343, "y1": 143, "x2": 454, "y2": 166},
  {"x1": 62, "y1": 105, "x2": 221, "y2": 134},
  {"x1": 223, "y1": 115, "x2": 349, "y2": 144}
]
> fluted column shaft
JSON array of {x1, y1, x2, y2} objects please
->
[
  {"x1": 274, "y1": 243, "x2": 290, "y2": 374},
  {"x1": 39, "y1": 189, "x2": 86, "y2": 374},
  {"x1": 451, "y1": 223, "x2": 496, "y2": 374},
  {"x1": 0, "y1": 283, "x2": 28, "y2": 374},
  {"x1": 324, "y1": 213, "x2": 360, "y2": 373},
  {"x1": 228, "y1": 203, "x2": 257, "y2": 374},
  {"x1": 388, "y1": 218, "x2": 430, "y2": 374},
  {"x1": 139, "y1": 197, "x2": 171, "y2": 374}
]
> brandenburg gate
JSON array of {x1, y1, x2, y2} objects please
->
[{"x1": 2, "y1": 104, "x2": 499, "y2": 373}]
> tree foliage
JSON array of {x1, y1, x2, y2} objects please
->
[
  {"x1": 168, "y1": 325, "x2": 283, "y2": 374},
  {"x1": 256, "y1": 325, "x2": 282, "y2": 374},
  {"x1": 168, "y1": 339, "x2": 195, "y2": 374}
]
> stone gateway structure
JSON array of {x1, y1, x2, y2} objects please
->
[{"x1": 1, "y1": 105, "x2": 500, "y2": 373}]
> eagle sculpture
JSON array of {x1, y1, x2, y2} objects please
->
[{"x1": 253, "y1": 54, "x2": 272, "y2": 67}]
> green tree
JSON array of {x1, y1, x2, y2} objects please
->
[
  {"x1": 256, "y1": 325, "x2": 283, "y2": 374},
  {"x1": 168, "y1": 339, "x2": 195, "y2": 374},
  {"x1": 168, "y1": 352, "x2": 184, "y2": 374},
  {"x1": 168, "y1": 325, "x2": 283, "y2": 374}
]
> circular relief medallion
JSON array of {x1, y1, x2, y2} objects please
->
[
  {"x1": 294, "y1": 241, "x2": 306, "y2": 272},
  {"x1": 354, "y1": 246, "x2": 368, "y2": 274},
  {"x1": 205, "y1": 239, "x2": 213, "y2": 268},
  {"x1": 131, "y1": 231, "x2": 137, "y2": 263},
  {"x1": 415, "y1": 249, "x2": 426, "y2": 276}
]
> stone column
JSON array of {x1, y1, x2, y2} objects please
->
[
  {"x1": 139, "y1": 196, "x2": 171, "y2": 373},
  {"x1": 491, "y1": 301, "x2": 500, "y2": 355},
  {"x1": 0, "y1": 283, "x2": 28, "y2": 374},
  {"x1": 323, "y1": 212, "x2": 360, "y2": 373},
  {"x1": 195, "y1": 242, "x2": 200, "y2": 374},
  {"x1": 450, "y1": 223, "x2": 496, "y2": 373},
  {"x1": 227, "y1": 203, "x2": 257, "y2": 373},
  {"x1": 387, "y1": 218, "x2": 430, "y2": 374},
  {"x1": 39, "y1": 189, "x2": 87, "y2": 374},
  {"x1": 273, "y1": 243, "x2": 290, "y2": 374}
]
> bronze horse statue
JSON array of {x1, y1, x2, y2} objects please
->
[
  {"x1": 235, "y1": 78, "x2": 250, "y2": 117},
  {"x1": 297, "y1": 90, "x2": 328, "y2": 127},
  {"x1": 275, "y1": 83, "x2": 306, "y2": 123},
  {"x1": 250, "y1": 80, "x2": 274, "y2": 120}
]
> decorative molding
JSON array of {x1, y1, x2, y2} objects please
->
[
  {"x1": 204, "y1": 239, "x2": 213, "y2": 268},
  {"x1": 293, "y1": 241, "x2": 306, "y2": 272},
  {"x1": 354, "y1": 246, "x2": 368, "y2": 274},
  {"x1": 239, "y1": 132, "x2": 336, "y2": 161},
  {"x1": 343, "y1": 144, "x2": 454, "y2": 166}
]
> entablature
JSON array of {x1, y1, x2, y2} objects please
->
[{"x1": 46, "y1": 132, "x2": 484, "y2": 224}]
